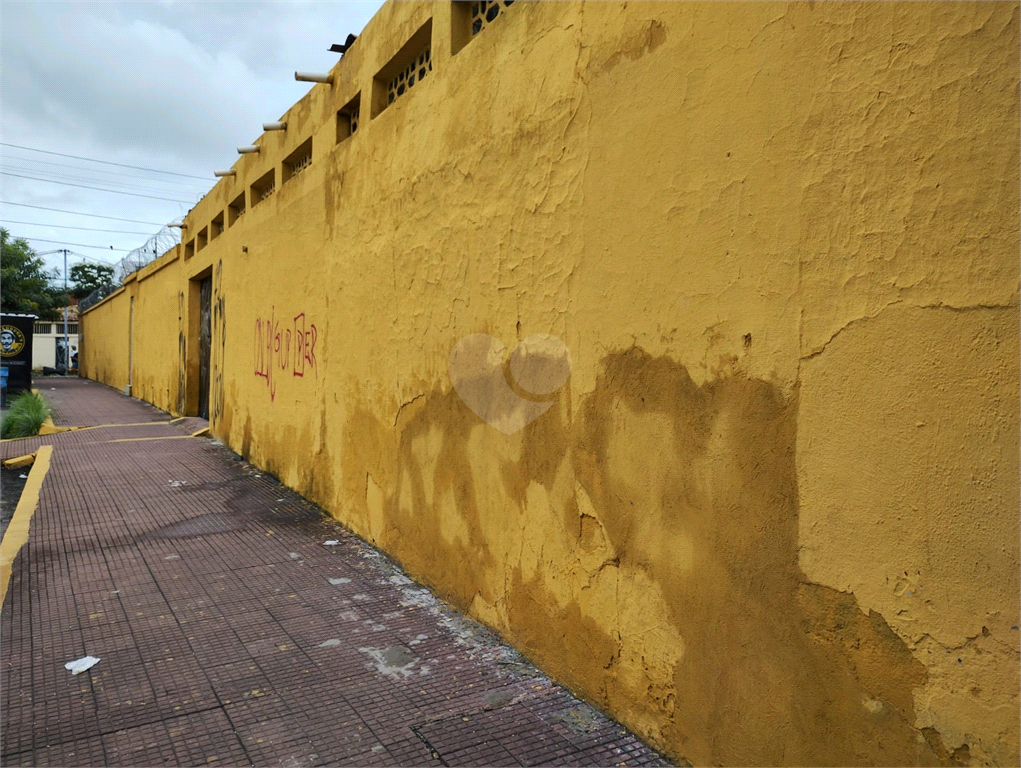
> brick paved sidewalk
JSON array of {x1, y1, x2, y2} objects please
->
[
  {"x1": 37, "y1": 376, "x2": 170, "y2": 427},
  {"x1": 1, "y1": 379, "x2": 671, "y2": 767}
]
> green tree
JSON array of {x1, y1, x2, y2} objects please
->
[
  {"x1": 0, "y1": 228, "x2": 66, "y2": 320},
  {"x1": 70, "y1": 261, "x2": 116, "y2": 300}
]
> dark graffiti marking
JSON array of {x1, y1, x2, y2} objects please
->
[
  {"x1": 177, "y1": 290, "x2": 187, "y2": 414},
  {"x1": 255, "y1": 308, "x2": 317, "y2": 401},
  {"x1": 211, "y1": 260, "x2": 226, "y2": 424}
]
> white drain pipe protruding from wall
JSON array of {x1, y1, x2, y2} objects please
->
[{"x1": 295, "y1": 71, "x2": 333, "y2": 84}]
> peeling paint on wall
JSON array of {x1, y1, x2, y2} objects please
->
[{"x1": 80, "y1": 2, "x2": 1020, "y2": 765}]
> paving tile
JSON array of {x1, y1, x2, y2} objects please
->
[
  {"x1": 235, "y1": 716, "x2": 316, "y2": 767},
  {"x1": 28, "y1": 734, "x2": 108, "y2": 767},
  {"x1": 166, "y1": 708, "x2": 252, "y2": 767},
  {"x1": 0, "y1": 749, "x2": 37, "y2": 767},
  {"x1": 103, "y1": 721, "x2": 179, "y2": 767}
]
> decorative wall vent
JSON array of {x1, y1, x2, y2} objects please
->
[
  {"x1": 210, "y1": 212, "x2": 224, "y2": 240},
  {"x1": 337, "y1": 94, "x2": 361, "y2": 143},
  {"x1": 228, "y1": 191, "x2": 246, "y2": 226},
  {"x1": 251, "y1": 169, "x2": 276, "y2": 205},
  {"x1": 372, "y1": 20, "x2": 433, "y2": 118},
  {"x1": 283, "y1": 138, "x2": 313, "y2": 183},
  {"x1": 387, "y1": 48, "x2": 431, "y2": 106},
  {"x1": 291, "y1": 153, "x2": 312, "y2": 176},
  {"x1": 471, "y1": 0, "x2": 515, "y2": 36},
  {"x1": 452, "y1": 0, "x2": 519, "y2": 55}
]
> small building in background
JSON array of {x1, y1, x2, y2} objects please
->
[{"x1": 32, "y1": 320, "x2": 79, "y2": 370}]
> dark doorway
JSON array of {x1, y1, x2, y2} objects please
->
[{"x1": 197, "y1": 276, "x2": 212, "y2": 419}]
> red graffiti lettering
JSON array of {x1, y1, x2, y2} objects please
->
[
  {"x1": 254, "y1": 308, "x2": 280, "y2": 400},
  {"x1": 292, "y1": 313, "x2": 318, "y2": 378},
  {"x1": 255, "y1": 309, "x2": 319, "y2": 398}
]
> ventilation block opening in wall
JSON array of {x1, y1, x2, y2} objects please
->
[
  {"x1": 337, "y1": 93, "x2": 361, "y2": 143},
  {"x1": 228, "y1": 192, "x2": 246, "y2": 226},
  {"x1": 251, "y1": 169, "x2": 275, "y2": 206},
  {"x1": 196, "y1": 227, "x2": 208, "y2": 252},
  {"x1": 210, "y1": 212, "x2": 224, "y2": 241},
  {"x1": 184, "y1": 238, "x2": 195, "y2": 260},
  {"x1": 452, "y1": 0, "x2": 517, "y2": 54},
  {"x1": 282, "y1": 138, "x2": 313, "y2": 184},
  {"x1": 371, "y1": 19, "x2": 433, "y2": 118}
]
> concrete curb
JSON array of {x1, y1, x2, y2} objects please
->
[{"x1": 0, "y1": 443, "x2": 52, "y2": 604}]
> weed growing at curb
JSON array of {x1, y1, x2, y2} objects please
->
[{"x1": 1, "y1": 391, "x2": 51, "y2": 439}]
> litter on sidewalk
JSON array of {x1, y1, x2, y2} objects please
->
[{"x1": 64, "y1": 656, "x2": 100, "y2": 675}]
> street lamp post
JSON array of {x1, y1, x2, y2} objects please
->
[{"x1": 62, "y1": 248, "x2": 69, "y2": 374}]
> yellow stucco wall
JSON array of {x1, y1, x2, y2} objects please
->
[
  {"x1": 80, "y1": 286, "x2": 130, "y2": 393},
  {"x1": 127, "y1": 248, "x2": 185, "y2": 414},
  {"x1": 80, "y1": 247, "x2": 184, "y2": 412},
  {"x1": 81, "y1": 2, "x2": 1020, "y2": 765}
]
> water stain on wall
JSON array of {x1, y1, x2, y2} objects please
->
[
  {"x1": 338, "y1": 347, "x2": 950, "y2": 766},
  {"x1": 78, "y1": 3, "x2": 1019, "y2": 762},
  {"x1": 177, "y1": 290, "x2": 187, "y2": 415},
  {"x1": 211, "y1": 260, "x2": 227, "y2": 426}
]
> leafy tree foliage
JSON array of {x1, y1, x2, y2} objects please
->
[
  {"x1": 0, "y1": 228, "x2": 66, "y2": 320},
  {"x1": 70, "y1": 261, "x2": 116, "y2": 300}
]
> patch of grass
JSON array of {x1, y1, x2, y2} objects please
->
[{"x1": 1, "y1": 391, "x2": 51, "y2": 439}]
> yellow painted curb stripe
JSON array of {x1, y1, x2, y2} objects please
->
[
  {"x1": 39, "y1": 417, "x2": 73, "y2": 436},
  {"x1": 1, "y1": 453, "x2": 35, "y2": 469},
  {"x1": 190, "y1": 427, "x2": 210, "y2": 437},
  {"x1": 51, "y1": 420, "x2": 176, "y2": 432},
  {"x1": 1, "y1": 421, "x2": 179, "y2": 444},
  {"x1": 37, "y1": 405, "x2": 63, "y2": 435},
  {"x1": 0, "y1": 444, "x2": 52, "y2": 605}
]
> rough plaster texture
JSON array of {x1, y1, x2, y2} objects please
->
[{"x1": 80, "y1": 2, "x2": 1021, "y2": 765}]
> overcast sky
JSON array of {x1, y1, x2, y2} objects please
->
[{"x1": 1, "y1": 0, "x2": 384, "y2": 280}]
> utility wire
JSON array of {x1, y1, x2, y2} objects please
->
[
  {"x1": 1, "y1": 156, "x2": 210, "y2": 189},
  {"x1": 1, "y1": 171, "x2": 195, "y2": 204},
  {"x1": 1, "y1": 162, "x2": 209, "y2": 194},
  {"x1": 64, "y1": 250, "x2": 117, "y2": 265},
  {"x1": 2, "y1": 165, "x2": 202, "y2": 198},
  {"x1": 0, "y1": 142, "x2": 209, "y2": 180},
  {"x1": 0, "y1": 201, "x2": 163, "y2": 226},
  {"x1": 0, "y1": 219, "x2": 154, "y2": 236},
  {"x1": 22, "y1": 236, "x2": 129, "y2": 251},
  {"x1": 55, "y1": 250, "x2": 117, "y2": 265}
]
